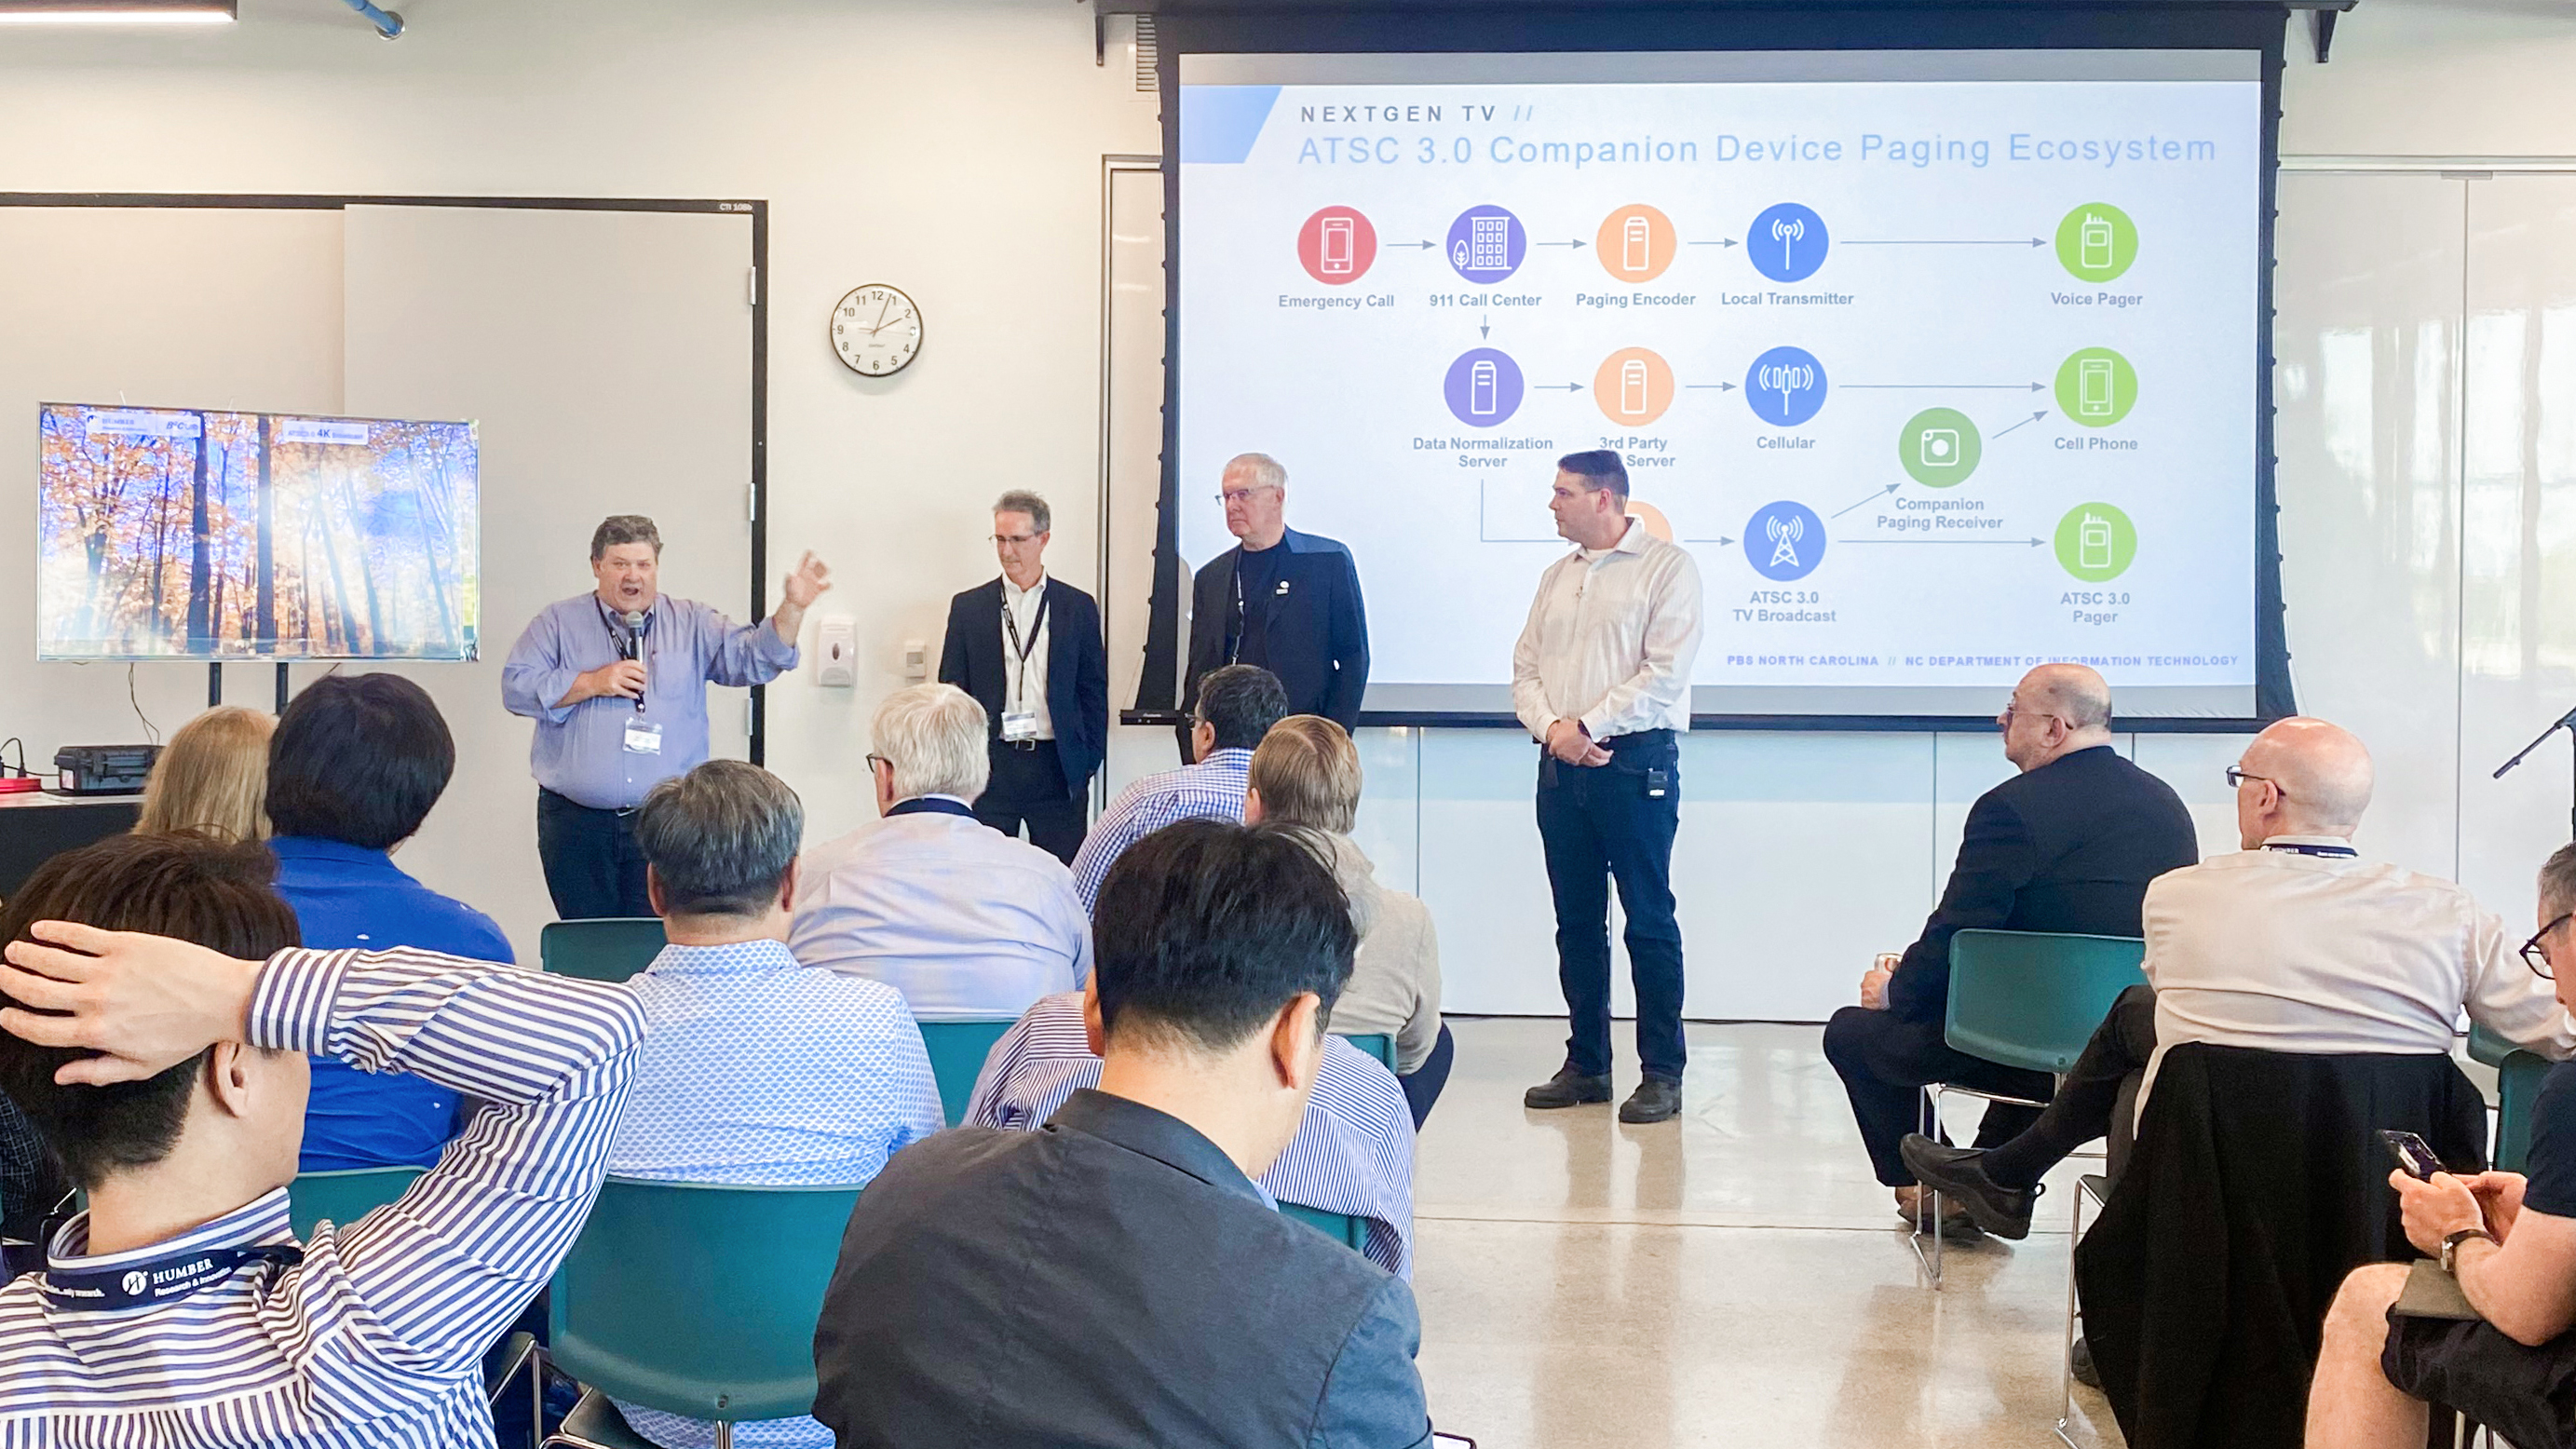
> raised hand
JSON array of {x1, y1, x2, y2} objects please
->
[
  {"x1": 0, "y1": 921, "x2": 262, "y2": 1085},
  {"x1": 783, "y1": 551, "x2": 833, "y2": 609}
]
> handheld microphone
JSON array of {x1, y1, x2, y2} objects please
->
[{"x1": 622, "y1": 610, "x2": 650, "y2": 712}]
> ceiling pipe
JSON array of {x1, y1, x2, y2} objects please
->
[{"x1": 338, "y1": 0, "x2": 400, "y2": 37}]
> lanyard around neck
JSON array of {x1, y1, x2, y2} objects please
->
[{"x1": 1002, "y1": 583, "x2": 1050, "y2": 702}]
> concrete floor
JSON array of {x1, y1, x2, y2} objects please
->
[{"x1": 1411, "y1": 1017, "x2": 2119, "y2": 1449}]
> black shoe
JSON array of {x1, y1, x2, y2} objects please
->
[
  {"x1": 1523, "y1": 1067, "x2": 1612, "y2": 1109},
  {"x1": 1619, "y1": 1077, "x2": 1683, "y2": 1123},
  {"x1": 1898, "y1": 1135, "x2": 2039, "y2": 1240},
  {"x1": 2070, "y1": 1334, "x2": 2101, "y2": 1390}
]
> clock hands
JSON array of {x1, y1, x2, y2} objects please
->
[{"x1": 866, "y1": 293, "x2": 893, "y2": 335}]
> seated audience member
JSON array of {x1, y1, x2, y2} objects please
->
[
  {"x1": 135, "y1": 704, "x2": 275, "y2": 841},
  {"x1": 264, "y1": 672, "x2": 513, "y2": 1172},
  {"x1": 813, "y1": 819, "x2": 1433, "y2": 1448},
  {"x1": 1068, "y1": 662, "x2": 1288, "y2": 911},
  {"x1": 1824, "y1": 663, "x2": 2199, "y2": 1226},
  {"x1": 0, "y1": 832, "x2": 644, "y2": 1444},
  {"x1": 1244, "y1": 714, "x2": 1450, "y2": 1127},
  {"x1": 608, "y1": 759, "x2": 942, "y2": 1449},
  {"x1": 1905, "y1": 716, "x2": 2576, "y2": 1239},
  {"x1": 2307, "y1": 844, "x2": 2576, "y2": 1449},
  {"x1": 792, "y1": 684, "x2": 1088, "y2": 1019},
  {"x1": 967, "y1": 987, "x2": 1417, "y2": 1276}
]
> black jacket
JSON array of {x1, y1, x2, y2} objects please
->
[
  {"x1": 812, "y1": 1090, "x2": 1432, "y2": 1449},
  {"x1": 1184, "y1": 527, "x2": 1369, "y2": 729},
  {"x1": 2075, "y1": 1043, "x2": 2488, "y2": 1449},
  {"x1": 1888, "y1": 744, "x2": 2201, "y2": 1022},
  {"x1": 937, "y1": 576, "x2": 1108, "y2": 799}
]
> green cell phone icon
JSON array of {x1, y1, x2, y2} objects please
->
[{"x1": 2054, "y1": 347, "x2": 2137, "y2": 428}]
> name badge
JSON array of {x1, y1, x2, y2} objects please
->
[
  {"x1": 1275, "y1": 580, "x2": 1291, "y2": 597},
  {"x1": 623, "y1": 719, "x2": 664, "y2": 755},
  {"x1": 1001, "y1": 711, "x2": 1039, "y2": 742}
]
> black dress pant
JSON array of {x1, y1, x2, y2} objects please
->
[
  {"x1": 1396, "y1": 1022, "x2": 1457, "y2": 1130},
  {"x1": 1982, "y1": 983, "x2": 2159, "y2": 1188},
  {"x1": 1823, "y1": 1004, "x2": 2056, "y2": 1188},
  {"x1": 1537, "y1": 730, "x2": 1687, "y2": 1082},
  {"x1": 536, "y1": 788, "x2": 653, "y2": 919},
  {"x1": 975, "y1": 739, "x2": 1086, "y2": 865}
]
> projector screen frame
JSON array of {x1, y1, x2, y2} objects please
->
[{"x1": 1138, "y1": 6, "x2": 2296, "y2": 735}]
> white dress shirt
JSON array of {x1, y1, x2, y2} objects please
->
[
  {"x1": 1001, "y1": 571, "x2": 1053, "y2": 740},
  {"x1": 2141, "y1": 836, "x2": 2576, "y2": 1105},
  {"x1": 791, "y1": 807, "x2": 1091, "y2": 1020},
  {"x1": 1511, "y1": 516, "x2": 1704, "y2": 741}
]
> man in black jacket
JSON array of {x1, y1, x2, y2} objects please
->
[
  {"x1": 937, "y1": 490, "x2": 1109, "y2": 863},
  {"x1": 1183, "y1": 453, "x2": 1369, "y2": 742},
  {"x1": 1823, "y1": 663, "x2": 2200, "y2": 1221},
  {"x1": 810, "y1": 818, "x2": 1432, "y2": 1449}
]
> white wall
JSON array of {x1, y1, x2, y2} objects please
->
[{"x1": 5, "y1": 0, "x2": 2574, "y2": 1021}]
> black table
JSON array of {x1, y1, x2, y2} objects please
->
[{"x1": 0, "y1": 792, "x2": 142, "y2": 898}]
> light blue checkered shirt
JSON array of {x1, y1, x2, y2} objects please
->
[
  {"x1": 607, "y1": 941, "x2": 942, "y2": 1449},
  {"x1": 1068, "y1": 748, "x2": 1253, "y2": 912}
]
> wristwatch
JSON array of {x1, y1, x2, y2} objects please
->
[{"x1": 2441, "y1": 1226, "x2": 2500, "y2": 1274}]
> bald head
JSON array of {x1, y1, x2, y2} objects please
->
[
  {"x1": 2024, "y1": 664, "x2": 2112, "y2": 733},
  {"x1": 2241, "y1": 716, "x2": 2374, "y2": 836}
]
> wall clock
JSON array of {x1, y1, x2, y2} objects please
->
[{"x1": 831, "y1": 284, "x2": 922, "y2": 376}]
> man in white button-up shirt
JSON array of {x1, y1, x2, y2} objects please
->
[
  {"x1": 1510, "y1": 451, "x2": 1704, "y2": 1124},
  {"x1": 793, "y1": 684, "x2": 1091, "y2": 1022}
]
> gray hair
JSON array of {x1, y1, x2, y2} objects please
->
[
  {"x1": 634, "y1": 760, "x2": 803, "y2": 917},
  {"x1": 2542, "y1": 844, "x2": 2576, "y2": 919},
  {"x1": 1222, "y1": 453, "x2": 1287, "y2": 492},
  {"x1": 590, "y1": 514, "x2": 662, "y2": 561},
  {"x1": 994, "y1": 490, "x2": 1051, "y2": 535},
  {"x1": 872, "y1": 684, "x2": 992, "y2": 805}
]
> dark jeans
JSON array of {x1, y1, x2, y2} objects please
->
[
  {"x1": 1537, "y1": 730, "x2": 1686, "y2": 1082},
  {"x1": 1982, "y1": 983, "x2": 2159, "y2": 1189},
  {"x1": 976, "y1": 740, "x2": 1086, "y2": 865},
  {"x1": 1397, "y1": 1022, "x2": 1457, "y2": 1130},
  {"x1": 1824, "y1": 1005, "x2": 2055, "y2": 1187},
  {"x1": 536, "y1": 788, "x2": 652, "y2": 919}
]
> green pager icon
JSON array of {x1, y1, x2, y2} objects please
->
[{"x1": 2054, "y1": 502, "x2": 2136, "y2": 581}]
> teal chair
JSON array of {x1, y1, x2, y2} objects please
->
[
  {"x1": 1919, "y1": 929, "x2": 2148, "y2": 1285},
  {"x1": 544, "y1": 1178, "x2": 862, "y2": 1449},
  {"x1": 290, "y1": 1165, "x2": 423, "y2": 1241},
  {"x1": 1336, "y1": 1032, "x2": 1398, "y2": 1073},
  {"x1": 1281, "y1": 1201, "x2": 1368, "y2": 1254},
  {"x1": 916, "y1": 1019, "x2": 1016, "y2": 1127},
  {"x1": 2469, "y1": 1022, "x2": 2555, "y2": 1174},
  {"x1": 539, "y1": 918, "x2": 667, "y2": 983}
]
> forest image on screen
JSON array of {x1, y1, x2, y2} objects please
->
[{"x1": 36, "y1": 404, "x2": 481, "y2": 661}]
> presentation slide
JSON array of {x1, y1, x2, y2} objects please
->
[
  {"x1": 1176, "y1": 50, "x2": 2264, "y2": 720},
  {"x1": 37, "y1": 402, "x2": 481, "y2": 661}
]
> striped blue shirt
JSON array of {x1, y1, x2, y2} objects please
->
[
  {"x1": 964, "y1": 992, "x2": 1416, "y2": 1277},
  {"x1": 607, "y1": 940, "x2": 943, "y2": 1449},
  {"x1": 0, "y1": 945, "x2": 646, "y2": 1448},
  {"x1": 1067, "y1": 748, "x2": 1252, "y2": 912}
]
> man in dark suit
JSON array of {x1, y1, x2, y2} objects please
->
[
  {"x1": 1823, "y1": 663, "x2": 2200, "y2": 1224},
  {"x1": 1183, "y1": 453, "x2": 1369, "y2": 746},
  {"x1": 937, "y1": 490, "x2": 1108, "y2": 863},
  {"x1": 810, "y1": 817, "x2": 1433, "y2": 1449}
]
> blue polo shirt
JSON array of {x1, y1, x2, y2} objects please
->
[{"x1": 269, "y1": 836, "x2": 517, "y2": 1171}]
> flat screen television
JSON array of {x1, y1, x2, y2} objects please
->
[{"x1": 36, "y1": 402, "x2": 480, "y2": 661}]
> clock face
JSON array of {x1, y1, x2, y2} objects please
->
[{"x1": 831, "y1": 284, "x2": 922, "y2": 376}]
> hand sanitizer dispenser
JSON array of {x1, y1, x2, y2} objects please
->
[{"x1": 816, "y1": 615, "x2": 857, "y2": 687}]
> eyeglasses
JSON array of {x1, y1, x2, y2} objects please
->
[
  {"x1": 991, "y1": 533, "x2": 1040, "y2": 546},
  {"x1": 1215, "y1": 486, "x2": 1280, "y2": 505},
  {"x1": 2223, "y1": 766, "x2": 2288, "y2": 797},
  {"x1": 866, "y1": 753, "x2": 889, "y2": 773},
  {"x1": 1996, "y1": 701, "x2": 2066, "y2": 728},
  {"x1": 2523, "y1": 913, "x2": 2571, "y2": 979}
]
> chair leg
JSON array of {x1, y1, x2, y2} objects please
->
[
  {"x1": 1912, "y1": 1084, "x2": 1946, "y2": 1289},
  {"x1": 2054, "y1": 1183, "x2": 2087, "y2": 1447},
  {"x1": 715, "y1": 1424, "x2": 732, "y2": 1449}
]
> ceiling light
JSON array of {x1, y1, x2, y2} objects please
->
[{"x1": 0, "y1": 1, "x2": 236, "y2": 22}]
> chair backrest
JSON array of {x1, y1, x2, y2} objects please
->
[
  {"x1": 549, "y1": 1177, "x2": 861, "y2": 1424},
  {"x1": 539, "y1": 917, "x2": 667, "y2": 982},
  {"x1": 916, "y1": 1019, "x2": 1017, "y2": 1127},
  {"x1": 2494, "y1": 1050, "x2": 2556, "y2": 1174},
  {"x1": 2465, "y1": 1022, "x2": 2516, "y2": 1069},
  {"x1": 1945, "y1": 929, "x2": 2148, "y2": 1076},
  {"x1": 1336, "y1": 1033, "x2": 1398, "y2": 1073},
  {"x1": 1279, "y1": 1200, "x2": 1368, "y2": 1253},
  {"x1": 290, "y1": 1166, "x2": 424, "y2": 1240}
]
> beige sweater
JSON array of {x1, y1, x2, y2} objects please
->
[{"x1": 1322, "y1": 833, "x2": 1444, "y2": 1074}]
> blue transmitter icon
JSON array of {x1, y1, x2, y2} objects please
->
[
  {"x1": 1744, "y1": 346, "x2": 1828, "y2": 427},
  {"x1": 1748, "y1": 203, "x2": 1829, "y2": 283}
]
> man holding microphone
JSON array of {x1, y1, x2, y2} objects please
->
[
  {"x1": 1512, "y1": 451, "x2": 1704, "y2": 1125},
  {"x1": 503, "y1": 514, "x2": 831, "y2": 919}
]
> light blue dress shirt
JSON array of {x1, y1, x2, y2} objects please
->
[
  {"x1": 500, "y1": 593, "x2": 798, "y2": 811},
  {"x1": 608, "y1": 939, "x2": 943, "y2": 1449},
  {"x1": 791, "y1": 804, "x2": 1091, "y2": 1021},
  {"x1": 1067, "y1": 747, "x2": 1253, "y2": 912}
]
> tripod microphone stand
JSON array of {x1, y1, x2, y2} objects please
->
[{"x1": 2492, "y1": 704, "x2": 2576, "y2": 841}]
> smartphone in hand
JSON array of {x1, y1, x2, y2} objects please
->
[{"x1": 2380, "y1": 1129, "x2": 2445, "y2": 1181}]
